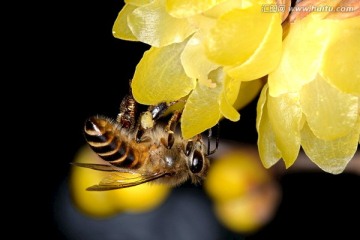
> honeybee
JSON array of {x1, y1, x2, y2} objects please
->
[{"x1": 73, "y1": 91, "x2": 219, "y2": 191}]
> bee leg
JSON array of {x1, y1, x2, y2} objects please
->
[
  {"x1": 148, "y1": 100, "x2": 179, "y2": 120},
  {"x1": 164, "y1": 110, "x2": 182, "y2": 149},
  {"x1": 116, "y1": 92, "x2": 137, "y2": 130},
  {"x1": 205, "y1": 122, "x2": 220, "y2": 156},
  {"x1": 136, "y1": 100, "x2": 180, "y2": 143}
]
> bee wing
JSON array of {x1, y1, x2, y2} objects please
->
[
  {"x1": 86, "y1": 172, "x2": 167, "y2": 191},
  {"x1": 71, "y1": 162, "x2": 137, "y2": 174}
]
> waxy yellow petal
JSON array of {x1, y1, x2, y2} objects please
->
[
  {"x1": 233, "y1": 78, "x2": 265, "y2": 111},
  {"x1": 204, "y1": 0, "x2": 252, "y2": 18},
  {"x1": 267, "y1": 92, "x2": 302, "y2": 168},
  {"x1": 125, "y1": 0, "x2": 153, "y2": 6},
  {"x1": 128, "y1": 0, "x2": 196, "y2": 47},
  {"x1": 225, "y1": 9, "x2": 282, "y2": 81},
  {"x1": 220, "y1": 95, "x2": 240, "y2": 122},
  {"x1": 132, "y1": 41, "x2": 195, "y2": 105},
  {"x1": 321, "y1": 16, "x2": 360, "y2": 95},
  {"x1": 300, "y1": 76, "x2": 359, "y2": 140},
  {"x1": 166, "y1": 0, "x2": 227, "y2": 18},
  {"x1": 181, "y1": 69, "x2": 224, "y2": 139},
  {"x1": 181, "y1": 33, "x2": 220, "y2": 81},
  {"x1": 224, "y1": 76, "x2": 241, "y2": 105},
  {"x1": 301, "y1": 119, "x2": 360, "y2": 174},
  {"x1": 220, "y1": 76, "x2": 241, "y2": 121},
  {"x1": 205, "y1": 5, "x2": 281, "y2": 69},
  {"x1": 113, "y1": 4, "x2": 138, "y2": 41},
  {"x1": 256, "y1": 85, "x2": 282, "y2": 168},
  {"x1": 268, "y1": 15, "x2": 330, "y2": 97}
]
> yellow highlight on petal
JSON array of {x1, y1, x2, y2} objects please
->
[
  {"x1": 128, "y1": 0, "x2": 196, "y2": 47},
  {"x1": 132, "y1": 42, "x2": 196, "y2": 105},
  {"x1": 205, "y1": 5, "x2": 281, "y2": 68},
  {"x1": 204, "y1": 0, "x2": 253, "y2": 18},
  {"x1": 166, "y1": 0, "x2": 227, "y2": 18},
  {"x1": 300, "y1": 76, "x2": 359, "y2": 141},
  {"x1": 225, "y1": 9, "x2": 282, "y2": 81},
  {"x1": 181, "y1": 32, "x2": 220, "y2": 81}
]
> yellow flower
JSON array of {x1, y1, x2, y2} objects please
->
[
  {"x1": 257, "y1": 11, "x2": 360, "y2": 174},
  {"x1": 70, "y1": 145, "x2": 171, "y2": 217},
  {"x1": 113, "y1": 0, "x2": 283, "y2": 138},
  {"x1": 204, "y1": 148, "x2": 281, "y2": 233}
]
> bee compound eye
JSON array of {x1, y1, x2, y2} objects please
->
[{"x1": 190, "y1": 150, "x2": 203, "y2": 174}]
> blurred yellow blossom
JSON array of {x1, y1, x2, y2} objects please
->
[
  {"x1": 257, "y1": 9, "x2": 360, "y2": 174},
  {"x1": 70, "y1": 145, "x2": 171, "y2": 217},
  {"x1": 113, "y1": 0, "x2": 283, "y2": 138},
  {"x1": 205, "y1": 148, "x2": 281, "y2": 233}
]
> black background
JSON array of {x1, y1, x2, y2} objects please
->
[{"x1": 23, "y1": 0, "x2": 360, "y2": 239}]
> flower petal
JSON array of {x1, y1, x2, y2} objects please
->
[
  {"x1": 181, "y1": 32, "x2": 220, "y2": 81},
  {"x1": 203, "y1": 0, "x2": 253, "y2": 18},
  {"x1": 220, "y1": 76, "x2": 241, "y2": 121},
  {"x1": 220, "y1": 96, "x2": 240, "y2": 122},
  {"x1": 224, "y1": 76, "x2": 241, "y2": 106},
  {"x1": 256, "y1": 84, "x2": 282, "y2": 168},
  {"x1": 128, "y1": 0, "x2": 196, "y2": 47},
  {"x1": 233, "y1": 78, "x2": 265, "y2": 111},
  {"x1": 166, "y1": 0, "x2": 227, "y2": 18},
  {"x1": 113, "y1": 4, "x2": 138, "y2": 41},
  {"x1": 132, "y1": 41, "x2": 196, "y2": 105},
  {"x1": 300, "y1": 76, "x2": 359, "y2": 140},
  {"x1": 125, "y1": 0, "x2": 153, "y2": 6},
  {"x1": 321, "y1": 16, "x2": 360, "y2": 95},
  {"x1": 267, "y1": 92, "x2": 302, "y2": 168},
  {"x1": 268, "y1": 15, "x2": 330, "y2": 97},
  {"x1": 204, "y1": 4, "x2": 281, "y2": 68},
  {"x1": 301, "y1": 119, "x2": 360, "y2": 174},
  {"x1": 225, "y1": 8, "x2": 282, "y2": 81},
  {"x1": 181, "y1": 68, "x2": 224, "y2": 139}
]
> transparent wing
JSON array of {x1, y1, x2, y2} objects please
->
[
  {"x1": 86, "y1": 172, "x2": 167, "y2": 191},
  {"x1": 71, "y1": 162, "x2": 119, "y2": 172},
  {"x1": 71, "y1": 162, "x2": 138, "y2": 174}
]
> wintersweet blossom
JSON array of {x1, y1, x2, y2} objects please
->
[
  {"x1": 113, "y1": 0, "x2": 283, "y2": 138},
  {"x1": 257, "y1": 5, "x2": 360, "y2": 174},
  {"x1": 112, "y1": 0, "x2": 359, "y2": 174}
]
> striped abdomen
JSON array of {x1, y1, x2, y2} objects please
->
[{"x1": 84, "y1": 116, "x2": 140, "y2": 169}]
